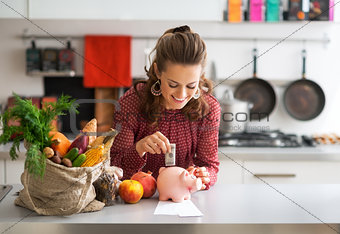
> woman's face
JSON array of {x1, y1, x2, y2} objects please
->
[{"x1": 155, "y1": 62, "x2": 202, "y2": 110}]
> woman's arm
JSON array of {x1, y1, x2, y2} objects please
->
[
  {"x1": 110, "y1": 94, "x2": 147, "y2": 180},
  {"x1": 193, "y1": 95, "x2": 221, "y2": 189}
]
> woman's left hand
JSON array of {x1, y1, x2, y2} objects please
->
[{"x1": 187, "y1": 166, "x2": 210, "y2": 190}]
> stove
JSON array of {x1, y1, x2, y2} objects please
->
[{"x1": 218, "y1": 130, "x2": 313, "y2": 147}]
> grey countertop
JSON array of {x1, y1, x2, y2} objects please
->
[
  {"x1": 0, "y1": 184, "x2": 340, "y2": 234},
  {"x1": 1, "y1": 184, "x2": 340, "y2": 224}
]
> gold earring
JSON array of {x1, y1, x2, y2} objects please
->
[
  {"x1": 151, "y1": 79, "x2": 162, "y2": 96},
  {"x1": 193, "y1": 88, "x2": 200, "y2": 99}
]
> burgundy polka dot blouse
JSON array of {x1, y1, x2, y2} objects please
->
[{"x1": 110, "y1": 83, "x2": 221, "y2": 189}]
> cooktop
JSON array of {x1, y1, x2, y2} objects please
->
[{"x1": 218, "y1": 130, "x2": 315, "y2": 148}]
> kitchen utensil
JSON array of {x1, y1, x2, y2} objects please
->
[
  {"x1": 42, "y1": 48, "x2": 58, "y2": 71},
  {"x1": 220, "y1": 89, "x2": 253, "y2": 134},
  {"x1": 283, "y1": 49, "x2": 325, "y2": 121},
  {"x1": 58, "y1": 40, "x2": 74, "y2": 71},
  {"x1": 26, "y1": 40, "x2": 41, "y2": 72},
  {"x1": 234, "y1": 48, "x2": 277, "y2": 120}
]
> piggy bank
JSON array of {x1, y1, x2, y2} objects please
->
[{"x1": 157, "y1": 167, "x2": 202, "y2": 203}]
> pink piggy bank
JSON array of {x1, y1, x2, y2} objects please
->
[{"x1": 157, "y1": 167, "x2": 202, "y2": 203}]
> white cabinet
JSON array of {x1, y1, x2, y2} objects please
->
[
  {"x1": 29, "y1": 0, "x2": 221, "y2": 20},
  {"x1": 243, "y1": 161, "x2": 340, "y2": 184},
  {"x1": 5, "y1": 159, "x2": 24, "y2": 185},
  {"x1": 217, "y1": 151, "x2": 340, "y2": 185},
  {"x1": 0, "y1": 0, "x2": 28, "y2": 18},
  {"x1": 217, "y1": 156, "x2": 243, "y2": 184}
]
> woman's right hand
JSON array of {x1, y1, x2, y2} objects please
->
[{"x1": 136, "y1": 131, "x2": 171, "y2": 157}]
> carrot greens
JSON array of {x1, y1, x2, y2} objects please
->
[{"x1": 0, "y1": 93, "x2": 78, "y2": 178}]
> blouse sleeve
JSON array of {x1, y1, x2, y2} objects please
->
[
  {"x1": 110, "y1": 92, "x2": 147, "y2": 180},
  {"x1": 194, "y1": 95, "x2": 221, "y2": 189}
]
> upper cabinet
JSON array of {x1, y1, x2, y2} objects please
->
[
  {"x1": 0, "y1": 0, "x2": 28, "y2": 18},
  {"x1": 28, "y1": 0, "x2": 222, "y2": 21}
]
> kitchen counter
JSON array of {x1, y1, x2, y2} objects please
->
[
  {"x1": 0, "y1": 184, "x2": 340, "y2": 234},
  {"x1": 218, "y1": 145, "x2": 340, "y2": 161},
  {"x1": 1, "y1": 142, "x2": 340, "y2": 161}
]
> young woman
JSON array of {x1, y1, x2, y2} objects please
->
[{"x1": 111, "y1": 25, "x2": 221, "y2": 190}]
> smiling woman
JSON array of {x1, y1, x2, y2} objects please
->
[
  {"x1": 110, "y1": 25, "x2": 221, "y2": 191},
  {"x1": 156, "y1": 63, "x2": 201, "y2": 109},
  {"x1": 139, "y1": 25, "x2": 212, "y2": 126}
]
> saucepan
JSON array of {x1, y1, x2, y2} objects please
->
[
  {"x1": 234, "y1": 48, "x2": 277, "y2": 120},
  {"x1": 220, "y1": 89, "x2": 253, "y2": 134},
  {"x1": 283, "y1": 49, "x2": 326, "y2": 121}
]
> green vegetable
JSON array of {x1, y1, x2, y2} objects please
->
[
  {"x1": 0, "y1": 93, "x2": 78, "y2": 178},
  {"x1": 64, "y1": 147, "x2": 79, "y2": 162},
  {"x1": 72, "y1": 154, "x2": 86, "y2": 167}
]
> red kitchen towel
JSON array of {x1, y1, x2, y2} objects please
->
[{"x1": 84, "y1": 35, "x2": 132, "y2": 88}]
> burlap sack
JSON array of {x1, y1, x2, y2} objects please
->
[{"x1": 14, "y1": 158, "x2": 108, "y2": 216}]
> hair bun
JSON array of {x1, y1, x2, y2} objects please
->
[{"x1": 173, "y1": 25, "x2": 191, "y2": 33}]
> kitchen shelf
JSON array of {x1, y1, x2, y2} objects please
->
[
  {"x1": 27, "y1": 70, "x2": 76, "y2": 77},
  {"x1": 21, "y1": 33, "x2": 330, "y2": 44},
  {"x1": 18, "y1": 19, "x2": 333, "y2": 49},
  {"x1": 21, "y1": 19, "x2": 332, "y2": 43}
]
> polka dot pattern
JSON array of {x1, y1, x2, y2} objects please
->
[{"x1": 110, "y1": 83, "x2": 221, "y2": 190}]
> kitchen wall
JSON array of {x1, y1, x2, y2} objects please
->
[{"x1": 0, "y1": 18, "x2": 339, "y2": 134}]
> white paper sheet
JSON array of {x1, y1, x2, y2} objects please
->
[{"x1": 154, "y1": 200, "x2": 203, "y2": 217}]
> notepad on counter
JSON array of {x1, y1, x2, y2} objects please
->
[{"x1": 154, "y1": 200, "x2": 203, "y2": 217}]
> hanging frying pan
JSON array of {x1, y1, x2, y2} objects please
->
[
  {"x1": 283, "y1": 49, "x2": 325, "y2": 121},
  {"x1": 234, "y1": 48, "x2": 277, "y2": 120}
]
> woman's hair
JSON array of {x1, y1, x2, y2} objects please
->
[{"x1": 134, "y1": 25, "x2": 213, "y2": 128}]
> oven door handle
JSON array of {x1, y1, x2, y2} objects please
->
[{"x1": 253, "y1": 173, "x2": 296, "y2": 178}]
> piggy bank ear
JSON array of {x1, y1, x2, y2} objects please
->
[{"x1": 180, "y1": 171, "x2": 189, "y2": 180}]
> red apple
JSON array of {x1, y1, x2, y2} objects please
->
[
  {"x1": 131, "y1": 171, "x2": 157, "y2": 198},
  {"x1": 118, "y1": 180, "x2": 143, "y2": 204}
]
